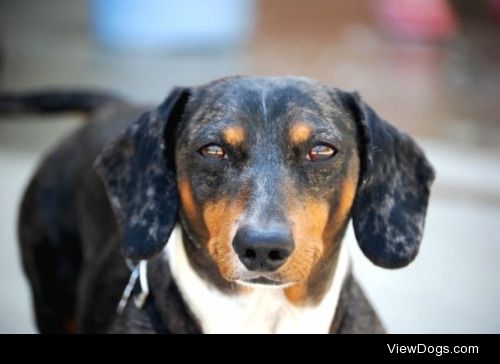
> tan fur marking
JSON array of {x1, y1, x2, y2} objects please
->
[
  {"x1": 334, "y1": 178, "x2": 357, "y2": 226},
  {"x1": 204, "y1": 199, "x2": 244, "y2": 281},
  {"x1": 330, "y1": 156, "x2": 359, "y2": 232},
  {"x1": 280, "y1": 192, "x2": 330, "y2": 297},
  {"x1": 223, "y1": 126, "x2": 245, "y2": 146},
  {"x1": 281, "y1": 157, "x2": 359, "y2": 305},
  {"x1": 289, "y1": 122, "x2": 312, "y2": 145},
  {"x1": 178, "y1": 179, "x2": 198, "y2": 221},
  {"x1": 284, "y1": 283, "x2": 308, "y2": 305}
]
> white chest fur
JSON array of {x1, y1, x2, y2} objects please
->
[{"x1": 164, "y1": 226, "x2": 349, "y2": 334}]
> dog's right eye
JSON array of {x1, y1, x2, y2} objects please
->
[
  {"x1": 306, "y1": 143, "x2": 336, "y2": 162},
  {"x1": 198, "y1": 144, "x2": 227, "y2": 160}
]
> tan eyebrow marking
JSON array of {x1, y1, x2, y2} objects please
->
[
  {"x1": 223, "y1": 126, "x2": 245, "y2": 146},
  {"x1": 289, "y1": 122, "x2": 312, "y2": 145}
]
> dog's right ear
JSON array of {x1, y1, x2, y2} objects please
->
[{"x1": 94, "y1": 87, "x2": 190, "y2": 260}]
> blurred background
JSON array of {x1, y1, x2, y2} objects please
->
[{"x1": 1, "y1": 0, "x2": 499, "y2": 333}]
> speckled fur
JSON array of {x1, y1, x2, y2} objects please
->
[
  {"x1": 10, "y1": 76, "x2": 434, "y2": 334},
  {"x1": 338, "y1": 93, "x2": 435, "y2": 268}
]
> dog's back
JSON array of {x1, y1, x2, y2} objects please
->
[{"x1": 4, "y1": 92, "x2": 141, "y2": 332}]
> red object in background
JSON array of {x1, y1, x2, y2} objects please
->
[
  {"x1": 375, "y1": 0, "x2": 457, "y2": 42},
  {"x1": 491, "y1": 0, "x2": 500, "y2": 24}
]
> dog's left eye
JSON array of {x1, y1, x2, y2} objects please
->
[
  {"x1": 306, "y1": 144, "x2": 336, "y2": 161},
  {"x1": 199, "y1": 144, "x2": 227, "y2": 160}
]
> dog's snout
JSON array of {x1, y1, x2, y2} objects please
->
[{"x1": 233, "y1": 225, "x2": 294, "y2": 272}]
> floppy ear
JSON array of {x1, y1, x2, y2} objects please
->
[
  {"x1": 338, "y1": 91, "x2": 435, "y2": 268},
  {"x1": 94, "y1": 87, "x2": 190, "y2": 260}
]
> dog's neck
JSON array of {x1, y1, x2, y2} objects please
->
[{"x1": 164, "y1": 226, "x2": 349, "y2": 334}]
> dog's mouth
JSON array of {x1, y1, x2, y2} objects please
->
[{"x1": 235, "y1": 276, "x2": 296, "y2": 289}]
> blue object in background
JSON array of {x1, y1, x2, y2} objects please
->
[{"x1": 90, "y1": 0, "x2": 256, "y2": 51}]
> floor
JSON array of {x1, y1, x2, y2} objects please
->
[{"x1": 1, "y1": 0, "x2": 499, "y2": 333}]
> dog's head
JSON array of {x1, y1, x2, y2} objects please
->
[{"x1": 95, "y1": 76, "x2": 434, "y2": 291}]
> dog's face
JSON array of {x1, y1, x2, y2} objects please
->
[
  {"x1": 175, "y1": 78, "x2": 360, "y2": 287},
  {"x1": 95, "y1": 76, "x2": 434, "y2": 296}
]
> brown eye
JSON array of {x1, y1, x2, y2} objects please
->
[
  {"x1": 199, "y1": 144, "x2": 226, "y2": 160},
  {"x1": 306, "y1": 144, "x2": 336, "y2": 161}
]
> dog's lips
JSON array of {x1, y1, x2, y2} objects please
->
[
  {"x1": 235, "y1": 276, "x2": 296, "y2": 289},
  {"x1": 248, "y1": 276, "x2": 281, "y2": 285}
]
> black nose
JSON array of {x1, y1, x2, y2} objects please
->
[{"x1": 232, "y1": 225, "x2": 294, "y2": 272}]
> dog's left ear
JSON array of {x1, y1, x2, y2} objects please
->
[
  {"x1": 94, "y1": 87, "x2": 190, "y2": 260},
  {"x1": 337, "y1": 91, "x2": 435, "y2": 268}
]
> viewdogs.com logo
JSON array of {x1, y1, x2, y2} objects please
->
[{"x1": 387, "y1": 344, "x2": 479, "y2": 357}]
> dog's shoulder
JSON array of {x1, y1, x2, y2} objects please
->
[{"x1": 334, "y1": 276, "x2": 385, "y2": 334}]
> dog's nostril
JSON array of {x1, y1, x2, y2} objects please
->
[
  {"x1": 268, "y1": 250, "x2": 283, "y2": 261},
  {"x1": 244, "y1": 249, "x2": 256, "y2": 260}
]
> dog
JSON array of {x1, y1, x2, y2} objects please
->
[{"x1": 1, "y1": 76, "x2": 434, "y2": 333}]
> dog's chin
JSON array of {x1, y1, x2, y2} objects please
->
[{"x1": 235, "y1": 277, "x2": 296, "y2": 289}]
